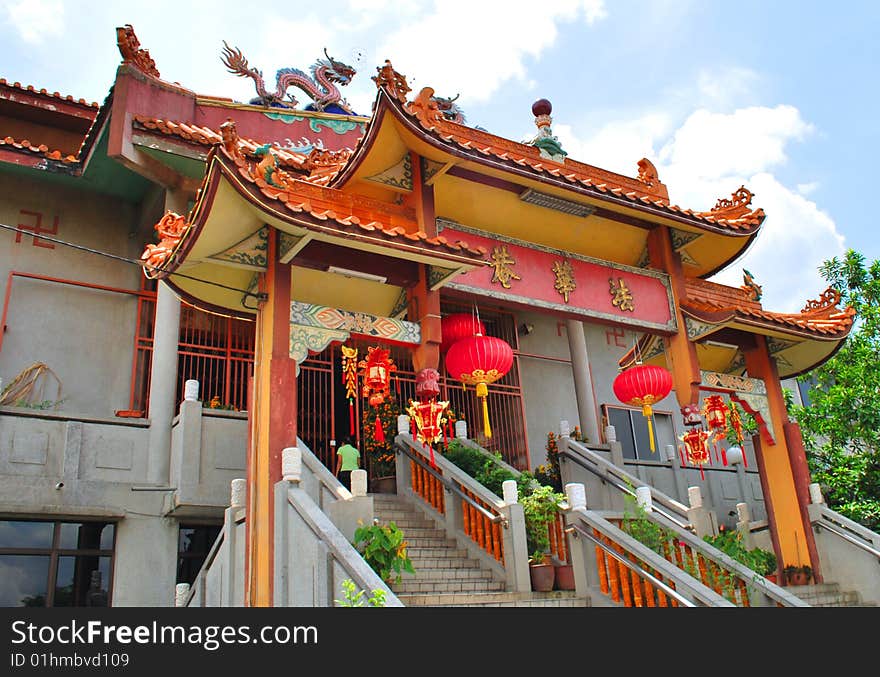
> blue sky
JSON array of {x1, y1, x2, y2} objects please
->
[{"x1": 2, "y1": 0, "x2": 878, "y2": 313}]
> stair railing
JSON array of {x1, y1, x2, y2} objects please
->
[
  {"x1": 394, "y1": 432, "x2": 532, "y2": 593},
  {"x1": 561, "y1": 436, "x2": 691, "y2": 529},
  {"x1": 807, "y1": 485, "x2": 880, "y2": 606}
]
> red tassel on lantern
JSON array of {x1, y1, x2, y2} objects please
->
[
  {"x1": 612, "y1": 364, "x2": 673, "y2": 453},
  {"x1": 374, "y1": 415, "x2": 385, "y2": 444}
]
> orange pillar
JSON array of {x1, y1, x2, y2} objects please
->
[
  {"x1": 245, "y1": 229, "x2": 297, "y2": 607},
  {"x1": 408, "y1": 151, "x2": 441, "y2": 373},
  {"x1": 743, "y1": 335, "x2": 817, "y2": 572},
  {"x1": 646, "y1": 227, "x2": 701, "y2": 407}
]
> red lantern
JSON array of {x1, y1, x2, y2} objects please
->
[
  {"x1": 445, "y1": 334, "x2": 513, "y2": 439},
  {"x1": 441, "y1": 313, "x2": 486, "y2": 353},
  {"x1": 407, "y1": 398, "x2": 450, "y2": 467},
  {"x1": 359, "y1": 346, "x2": 396, "y2": 443},
  {"x1": 612, "y1": 364, "x2": 673, "y2": 453},
  {"x1": 702, "y1": 395, "x2": 730, "y2": 464},
  {"x1": 680, "y1": 428, "x2": 711, "y2": 480}
]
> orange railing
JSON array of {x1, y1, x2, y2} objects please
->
[
  {"x1": 457, "y1": 485, "x2": 504, "y2": 564},
  {"x1": 548, "y1": 512, "x2": 570, "y2": 564},
  {"x1": 410, "y1": 458, "x2": 446, "y2": 515}
]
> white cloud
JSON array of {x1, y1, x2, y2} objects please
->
[
  {"x1": 797, "y1": 181, "x2": 819, "y2": 196},
  {"x1": 375, "y1": 0, "x2": 607, "y2": 104},
  {"x1": 4, "y1": 0, "x2": 63, "y2": 44},
  {"x1": 658, "y1": 105, "x2": 814, "y2": 184},
  {"x1": 555, "y1": 113, "x2": 673, "y2": 175},
  {"x1": 554, "y1": 94, "x2": 845, "y2": 312}
]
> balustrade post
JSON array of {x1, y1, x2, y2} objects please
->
[
  {"x1": 686, "y1": 486, "x2": 719, "y2": 538},
  {"x1": 735, "y1": 502, "x2": 755, "y2": 549},
  {"x1": 393, "y1": 430, "x2": 412, "y2": 498},
  {"x1": 175, "y1": 583, "x2": 190, "y2": 607},
  {"x1": 563, "y1": 482, "x2": 602, "y2": 601},
  {"x1": 500, "y1": 479, "x2": 530, "y2": 593}
]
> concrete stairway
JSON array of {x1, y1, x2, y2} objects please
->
[
  {"x1": 785, "y1": 582, "x2": 876, "y2": 607},
  {"x1": 371, "y1": 493, "x2": 589, "y2": 608}
]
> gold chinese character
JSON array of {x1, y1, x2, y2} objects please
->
[
  {"x1": 489, "y1": 245, "x2": 521, "y2": 289},
  {"x1": 552, "y1": 259, "x2": 576, "y2": 303},
  {"x1": 609, "y1": 277, "x2": 635, "y2": 311}
]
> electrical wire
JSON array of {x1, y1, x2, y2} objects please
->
[{"x1": 0, "y1": 221, "x2": 267, "y2": 302}]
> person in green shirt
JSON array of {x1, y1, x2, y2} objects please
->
[{"x1": 335, "y1": 437, "x2": 360, "y2": 490}]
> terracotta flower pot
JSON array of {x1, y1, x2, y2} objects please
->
[
  {"x1": 554, "y1": 563, "x2": 575, "y2": 591},
  {"x1": 529, "y1": 562, "x2": 555, "y2": 592}
]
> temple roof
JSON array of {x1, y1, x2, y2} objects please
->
[
  {"x1": 140, "y1": 119, "x2": 488, "y2": 317},
  {"x1": 334, "y1": 61, "x2": 767, "y2": 239},
  {"x1": 619, "y1": 278, "x2": 855, "y2": 379}
]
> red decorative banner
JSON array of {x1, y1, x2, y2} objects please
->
[{"x1": 440, "y1": 225, "x2": 676, "y2": 333}]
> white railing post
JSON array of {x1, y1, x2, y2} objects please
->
[
  {"x1": 687, "y1": 485, "x2": 718, "y2": 538},
  {"x1": 175, "y1": 582, "x2": 190, "y2": 607},
  {"x1": 282, "y1": 447, "x2": 302, "y2": 483},
  {"x1": 500, "y1": 479, "x2": 530, "y2": 593},
  {"x1": 563, "y1": 482, "x2": 597, "y2": 598}
]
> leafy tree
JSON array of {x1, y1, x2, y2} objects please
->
[{"x1": 792, "y1": 249, "x2": 880, "y2": 531}]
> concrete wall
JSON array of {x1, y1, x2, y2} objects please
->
[
  {"x1": 0, "y1": 174, "x2": 145, "y2": 418},
  {"x1": 516, "y1": 309, "x2": 579, "y2": 469},
  {"x1": 0, "y1": 405, "x2": 246, "y2": 606}
]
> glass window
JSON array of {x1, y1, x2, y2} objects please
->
[
  {"x1": 0, "y1": 520, "x2": 115, "y2": 607},
  {"x1": 0, "y1": 555, "x2": 51, "y2": 607},
  {"x1": 605, "y1": 405, "x2": 674, "y2": 461},
  {"x1": 0, "y1": 521, "x2": 54, "y2": 549}
]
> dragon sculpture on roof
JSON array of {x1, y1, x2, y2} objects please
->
[
  {"x1": 431, "y1": 93, "x2": 466, "y2": 124},
  {"x1": 221, "y1": 42, "x2": 356, "y2": 114}
]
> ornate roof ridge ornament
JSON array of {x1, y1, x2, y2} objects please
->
[
  {"x1": 741, "y1": 268, "x2": 763, "y2": 302},
  {"x1": 800, "y1": 287, "x2": 844, "y2": 315},
  {"x1": 699, "y1": 185, "x2": 756, "y2": 220},
  {"x1": 431, "y1": 93, "x2": 466, "y2": 124},
  {"x1": 219, "y1": 118, "x2": 244, "y2": 162},
  {"x1": 637, "y1": 158, "x2": 660, "y2": 187},
  {"x1": 221, "y1": 43, "x2": 356, "y2": 113},
  {"x1": 527, "y1": 99, "x2": 567, "y2": 163},
  {"x1": 372, "y1": 60, "x2": 411, "y2": 104},
  {"x1": 116, "y1": 24, "x2": 160, "y2": 78},
  {"x1": 141, "y1": 212, "x2": 189, "y2": 278},
  {"x1": 406, "y1": 87, "x2": 446, "y2": 127}
]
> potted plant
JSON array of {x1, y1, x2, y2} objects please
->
[
  {"x1": 521, "y1": 484, "x2": 566, "y2": 592},
  {"x1": 353, "y1": 519, "x2": 415, "y2": 585},
  {"x1": 783, "y1": 564, "x2": 812, "y2": 586}
]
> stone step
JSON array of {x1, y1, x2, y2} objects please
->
[
  {"x1": 400, "y1": 567, "x2": 497, "y2": 581},
  {"x1": 392, "y1": 579, "x2": 508, "y2": 594},
  {"x1": 407, "y1": 557, "x2": 482, "y2": 569},
  {"x1": 397, "y1": 591, "x2": 590, "y2": 607},
  {"x1": 406, "y1": 546, "x2": 470, "y2": 559},
  {"x1": 401, "y1": 536, "x2": 458, "y2": 548}
]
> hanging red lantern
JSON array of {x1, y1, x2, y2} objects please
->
[
  {"x1": 445, "y1": 334, "x2": 513, "y2": 439},
  {"x1": 702, "y1": 394, "x2": 730, "y2": 464},
  {"x1": 406, "y1": 397, "x2": 450, "y2": 467},
  {"x1": 680, "y1": 428, "x2": 711, "y2": 480},
  {"x1": 440, "y1": 313, "x2": 486, "y2": 353},
  {"x1": 612, "y1": 364, "x2": 673, "y2": 453},
  {"x1": 359, "y1": 346, "x2": 396, "y2": 443}
]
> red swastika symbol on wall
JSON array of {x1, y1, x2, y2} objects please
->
[
  {"x1": 606, "y1": 327, "x2": 627, "y2": 347},
  {"x1": 16, "y1": 210, "x2": 58, "y2": 249}
]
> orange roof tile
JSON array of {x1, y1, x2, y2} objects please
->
[
  {"x1": 681, "y1": 281, "x2": 855, "y2": 339},
  {"x1": 132, "y1": 116, "x2": 351, "y2": 185},
  {"x1": 0, "y1": 78, "x2": 100, "y2": 109},
  {"x1": 357, "y1": 65, "x2": 766, "y2": 236},
  {"x1": 0, "y1": 134, "x2": 79, "y2": 163}
]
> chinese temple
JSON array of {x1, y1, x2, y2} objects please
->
[{"x1": 0, "y1": 25, "x2": 860, "y2": 608}]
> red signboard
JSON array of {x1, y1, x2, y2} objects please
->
[{"x1": 440, "y1": 225, "x2": 676, "y2": 333}]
